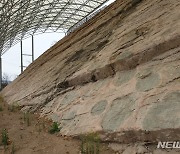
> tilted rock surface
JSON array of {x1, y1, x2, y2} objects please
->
[{"x1": 1, "y1": 0, "x2": 180, "y2": 146}]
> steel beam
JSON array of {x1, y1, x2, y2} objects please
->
[
  {"x1": 32, "y1": 35, "x2": 34, "y2": 62},
  {"x1": 0, "y1": 0, "x2": 110, "y2": 54},
  {"x1": 20, "y1": 40, "x2": 23, "y2": 73}
]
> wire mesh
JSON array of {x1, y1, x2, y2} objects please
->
[{"x1": 0, "y1": 0, "x2": 109, "y2": 55}]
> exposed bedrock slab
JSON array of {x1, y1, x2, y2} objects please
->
[
  {"x1": 113, "y1": 69, "x2": 136, "y2": 86},
  {"x1": 102, "y1": 94, "x2": 136, "y2": 131},
  {"x1": 60, "y1": 91, "x2": 79, "y2": 106},
  {"x1": 91, "y1": 100, "x2": 107, "y2": 116},
  {"x1": 1, "y1": 0, "x2": 180, "y2": 143},
  {"x1": 62, "y1": 111, "x2": 76, "y2": 120},
  {"x1": 143, "y1": 91, "x2": 180, "y2": 130},
  {"x1": 136, "y1": 70, "x2": 160, "y2": 92}
]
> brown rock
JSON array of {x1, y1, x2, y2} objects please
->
[{"x1": 1, "y1": 0, "x2": 180, "y2": 145}]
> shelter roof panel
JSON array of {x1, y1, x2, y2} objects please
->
[{"x1": 0, "y1": 0, "x2": 109, "y2": 54}]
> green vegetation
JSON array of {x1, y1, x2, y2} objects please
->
[
  {"x1": 1, "y1": 129, "x2": 9, "y2": 146},
  {"x1": 49, "y1": 122, "x2": 61, "y2": 134},
  {"x1": 11, "y1": 142, "x2": 15, "y2": 154},
  {"x1": 80, "y1": 133, "x2": 100, "y2": 154},
  {"x1": 8, "y1": 102, "x2": 21, "y2": 112},
  {"x1": 23, "y1": 112, "x2": 31, "y2": 126},
  {"x1": 8, "y1": 105, "x2": 15, "y2": 112}
]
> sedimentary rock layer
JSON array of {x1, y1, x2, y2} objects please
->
[{"x1": 1, "y1": 0, "x2": 180, "y2": 143}]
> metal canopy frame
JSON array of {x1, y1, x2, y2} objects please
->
[{"x1": 0, "y1": 0, "x2": 109, "y2": 55}]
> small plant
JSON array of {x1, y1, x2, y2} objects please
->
[
  {"x1": 11, "y1": 142, "x2": 15, "y2": 154},
  {"x1": 49, "y1": 122, "x2": 61, "y2": 134},
  {"x1": 80, "y1": 133, "x2": 100, "y2": 154},
  {"x1": 1, "y1": 129, "x2": 9, "y2": 146},
  {"x1": 8, "y1": 103, "x2": 20, "y2": 112},
  {"x1": 23, "y1": 112, "x2": 31, "y2": 126},
  {"x1": 8, "y1": 105, "x2": 15, "y2": 112}
]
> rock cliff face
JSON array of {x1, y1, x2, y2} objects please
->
[{"x1": 1, "y1": 0, "x2": 180, "y2": 144}]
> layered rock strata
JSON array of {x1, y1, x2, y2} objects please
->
[{"x1": 1, "y1": 0, "x2": 180, "y2": 146}]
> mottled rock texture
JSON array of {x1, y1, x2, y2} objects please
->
[{"x1": 1, "y1": 0, "x2": 180, "y2": 145}]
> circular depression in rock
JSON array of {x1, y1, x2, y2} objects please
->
[
  {"x1": 91, "y1": 100, "x2": 108, "y2": 116},
  {"x1": 101, "y1": 94, "x2": 136, "y2": 131},
  {"x1": 61, "y1": 91, "x2": 79, "y2": 106},
  {"x1": 136, "y1": 70, "x2": 160, "y2": 92},
  {"x1": 143, "y1": 91, "x2": 180, "y2": 130},
  {"x1": 62, "y1": 111, "x2": 76, "y2": 120},
  {"x1": 114, "y1": 69, "x2": 136, "y2": 86}
]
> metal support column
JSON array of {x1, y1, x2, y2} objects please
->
[
  {"x1": 21, "y1": 40, "x2": 23, "y2": 73},
  {"x1": 32, "y1": 35, "x2": 34, "y2": 62},
  {"x1": 0, "y1": 56, "x2": 2, "y2": 90}
]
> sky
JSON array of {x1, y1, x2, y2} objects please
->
[
  {"x1": 2, "y1": 0, "x2": 115, "y2": 81},
  {"x1": 2, "y1": 32, "x2": 65, "y2": 80}
]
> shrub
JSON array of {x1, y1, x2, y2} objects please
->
[
  {"x1": 49, "y1": 122, "x2": 61, "y2": 134},
  {"x1": 11, "y1": 142, "x2": 15, "y2": 154},
  {"x1": 8, "y1": 105, "x2": 15, "y2": 112},
  {"x1": 8, "y1": 103, "x2": 20, "y2": 112},
  {"x1": 1, "y1": 129, "x2": 9, "y2": 146},
  {"x1": 80, "y1": 133, "x2": 100, "y2": 154},
  {"x1": 23, "y1": 112, "x2": 31, "y2": 126}
]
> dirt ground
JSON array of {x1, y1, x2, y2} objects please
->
[{"x1": 0, "y1": 99, "x2": 113, "y2": 154}]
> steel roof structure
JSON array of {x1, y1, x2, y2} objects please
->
[{"x1": 0, "y1": 0, "x2": 109, "y2": 55}]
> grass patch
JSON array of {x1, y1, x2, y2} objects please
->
[
  {"x1": 11, "y1": 142, "x2": 15, "y2": 154},
  {"x1": 23, "y1": 112, "x2": 31, "y2": 126},
  {"x1": 80, "y1": 133, "x2": 100, "y2": 154},
  {"x1": 8, "y1": 105, "x2": 15, "y2": 112},
  {"x1": 49, "y1": 122, "x2": 61, "y2": 134},
  {"x1": 1, "y1": 129, "x2": 9, "y2": 146},
  {"x1": 8, "y1": 102, "x2": 21, "y2": 112}
]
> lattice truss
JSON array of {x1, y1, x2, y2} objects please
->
[{"x1": 0, "y1": 0, "x2": 108, "y2": 55}]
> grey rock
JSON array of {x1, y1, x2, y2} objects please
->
[
  {"x1": 114, "y1": 69, "x2": 136, "y2": 86},
  {"x1": 61, "y1": 91, "x2": 79, "y2": 106},
  {"x1": 91, "y1": 100, "x2": 108, "y2": 115},
  {"x1": 143, "y1": 92, "x2": 180, "y2": 130},
  {"x1": 62, "y1": 111, "x2": 76, "y2": 120},
  {"x1": 136, "y1": 71, "x2": 160, "y2": 91},
  {"x1": 102, "y1": 94, "x2": 136, "y2": 131}
]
